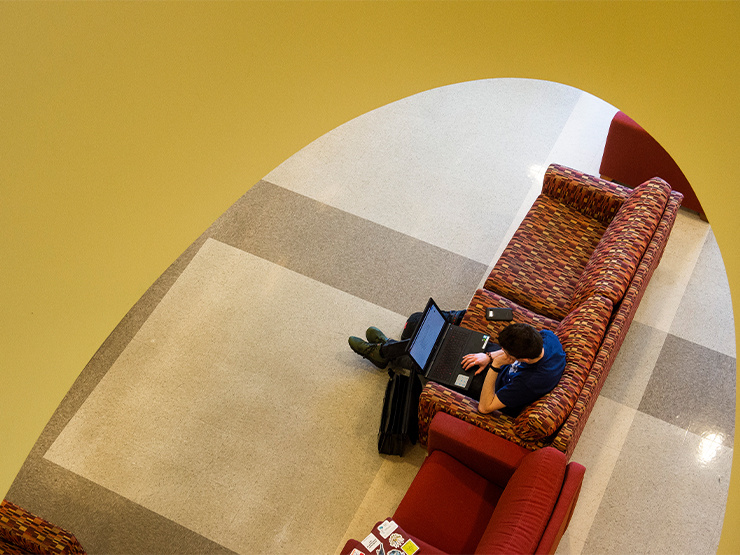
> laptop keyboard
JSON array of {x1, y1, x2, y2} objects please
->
[{"x1": 427, "y1": 326, "x2": 468, "y2": 382}]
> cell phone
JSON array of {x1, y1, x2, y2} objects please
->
[{"x1": 485, "y1": 307, "x2": 513, "y2": 321}]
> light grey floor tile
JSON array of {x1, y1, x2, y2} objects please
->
[
  {"x1": 634, "y1": 210, "x2": 710, "y2": 332},
  {"x1": 566, "y1": 397, "x2": 637, "y2": 550},
  {"x1": 600, "y1": 321, "x2": 668, "y2": 409},
  {"x1": 584, "y1": 412, "x2": 731, "y2": 555},
  {"x1": 334, "y1": 444, "x2": 427, "y2": 554},
  {"x1": 671, "y1": 229, "x2": 736, "y2": 357},
  {"x1": 542, "y1": 89, "x2": 618, "y2": 177}
]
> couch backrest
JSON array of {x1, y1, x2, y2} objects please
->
[
  {"x1": 542, "y1": 164, "x2": 629, "y2": 226},
  {"x1": 512, "y1": 295, "x2": 613, "y2": 441},
  {"x1": 475, "y1": 447, "x2": 566, "y2": 555},
  {"x1": 567, "y1": 178, "x2": 671, "y2": 312}
]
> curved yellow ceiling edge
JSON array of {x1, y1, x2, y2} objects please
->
[{"x1": 1, "y1": 2, "x2": 738, "y2": 551}]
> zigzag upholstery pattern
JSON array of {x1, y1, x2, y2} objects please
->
[
  {"x1": 417, "y1": 382, "x2": 551, "y2": 451},
  {"x1": 417, "y1": 163, "x2": 683, "y2": 457},
  {"x1": 0, "y1": 500, "x2": 85, "y2": 555},
  {"x1": 552, "y1": 193, "x2": 682, "y2": 458},
  {"x1": 483, "y1": 196, "x2": 607, "y2": 321},
  {"x1": 568, "y1": 178, "x2": 671, "y2": 311},
  {"x1": 542, "y1": 164, "x2": 630, "y2": 224},
  {"x1": 418, "y1": 296, "x2": 612, "y2": 446},
  {"x1": 461, "y1": 288, "x2": 560, "y2": 339},
  {"x1": 513, "y1": 295, "x2": 612, "y2": 440}
]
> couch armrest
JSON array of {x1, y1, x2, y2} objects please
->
[
  {"x1": 428, "y1": 413, "x2": 530, "y2": 488},
  {"x1": 535, "y1": 461, "x2": 586, "y2": 555},
  {"x1": 542, "y1": 164, "x2": 630, "y2": 225},
  {"x1": 0, "y1": 500, "x2": 86, "y2": 555}
]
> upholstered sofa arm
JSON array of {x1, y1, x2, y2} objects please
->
[
  {"x1": 0, "y1": 500, "x2": 86, "y2": 555},
  {"x1": 535, "y1": 461, "x2": 586, "y2": 555},
  {"x1": 428, "y1": 413, "x2": 530, "y2": 488},
  {"x1": 542, "y1": 164, "x2": 630, "y2": 225}
]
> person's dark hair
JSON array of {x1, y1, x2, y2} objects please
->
[{"x1": 497, "y1": 323, "x2": 543, "y2": 360}]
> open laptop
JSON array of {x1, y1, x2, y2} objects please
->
[{"x1": 407, "y1": 297, "x2": 490, "y2": 390}]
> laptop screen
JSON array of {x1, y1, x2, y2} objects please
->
[{"x1": 409, "y1": 302, "x2": 446, "y2": 370}]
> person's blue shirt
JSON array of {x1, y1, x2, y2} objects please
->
[{"x1": 494, "y1": 330, "x2": 566, "y2": 416}]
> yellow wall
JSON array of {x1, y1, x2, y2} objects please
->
[{"x1": 2, "y1": 1, "x2": 738, "y2": 551}]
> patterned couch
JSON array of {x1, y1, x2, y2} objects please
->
[
  {"x1": 0, "y1": 500, "x2": 86, "y2": 555},
  {"x1": 418, "y1": 164, "x2": 683, "y2": 459}
]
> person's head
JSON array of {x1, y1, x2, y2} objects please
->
[{"x1": 497, "y1": 323, "x2": 543, "y2": 361}]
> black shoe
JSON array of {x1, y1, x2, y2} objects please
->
[
  {"x1": 348, "y1": 336, "x2": 388, "y2": 369},
  {"x1": 365, "y1": 326, "x2": 388, "y2": 344}
]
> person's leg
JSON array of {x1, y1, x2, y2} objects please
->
[
  {"x1": 348, "y1": 334, "x2": 415, "y2": 369},
  {"x1": 379, "y1": 339, "x2": 416, "y2": 371}
]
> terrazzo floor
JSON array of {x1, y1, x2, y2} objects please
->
[{"x1": 6, "y1": 78, "x2": 734, "y2": 555}]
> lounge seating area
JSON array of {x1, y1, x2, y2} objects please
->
[
  {"x1": 7, "y1": 80, "x2": 728, "y2": 554},
  {"x1": 4, "y1": 164, "x2": 683, "y2": 555},
  {"x1": 342, "y1": 164, "x2": 683, "y2": 554},
  {"x1": 418, "y1": 164, "x2": 683, "y2": 459}
]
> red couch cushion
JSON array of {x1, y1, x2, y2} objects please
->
[
  {"x1": 475, "y1": 447, "x2": 566, "y2": 555},
  {"x1": 461, "y1": 289, "x2": 560, "y2": 339},
  {"x1": 393, "y1": 450, "x2": 505, "y2": 555},
  {"x1": 513, "y1": 295, "x2": 612, "y2": 440},
  {"x1": 483, "y1": 195, "x2": 607, "y2": 321},
  {"x1": 568, "y1": 178, "x2": 670, "y2": 312}
]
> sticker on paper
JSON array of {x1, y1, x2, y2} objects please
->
[
  {"x1": 401, "y1": 539, "x2": 419, "y2": 555},
  {"x1": 378, "y1": 520, "x2": 399, "y2": 539},
  {"x1": 350, "y1": 550, "x2": 364, "y2": 555},
  {"x1": 362, "y1": 533, "x2": 381, "y2": 552},
  {"x1": 389, "y1": 533, "x2": 405, "y2": 548}
]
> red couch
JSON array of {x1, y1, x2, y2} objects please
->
[
  {"x1": 418, "y1": 164, "x2": 682, "y2": 459},
  {"x1": 342, "y1": 413, "x2": 585, "y2": 555},
  {"x1": 0, "y1": 499, "x2": 86, "y2": 555},
  {"x1": 599, "y1": 110, "x2": 704, "y2": 218}
]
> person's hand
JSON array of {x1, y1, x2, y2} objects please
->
[
  {"x1": 489, "y1": 349, "x2": 516, "y2": 368},
  {"x1": 461, "y1": 352, "x2": 490, "y2": 375}
]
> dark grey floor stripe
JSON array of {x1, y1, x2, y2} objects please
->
[
  {"x1": 209, "y1": 180, "x2": 489, "y2": 316},
  {"x1": 10, "y1": 456, "x2": 237, "y2": 555},
  {"x1": 639, "y1": 333, "x2": 736, "y2": 447}
]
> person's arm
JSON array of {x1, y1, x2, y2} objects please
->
[
  {"x1": 477, "y1": 350, "x2": 515, "y2": 413},
  {"x1": 478, "y1": 367, "x2": 506, "y2": 413}
]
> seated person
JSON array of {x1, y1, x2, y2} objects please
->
[{"x1": 349, "y1": 322, "x2": 566, "y2": 416}]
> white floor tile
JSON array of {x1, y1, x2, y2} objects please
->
[
  {"x1": 265, "y1": 78, "x2": 583, "y2": 264},
  {"x1": 45, "y1": 238, "x2": 408, "y2": 555},
  {"x1": 634, "y1": 210, "x2": 711, "y2": 331},
  {"x1": 671, "y1": 229, "x2": 736, "y2": 357}
]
